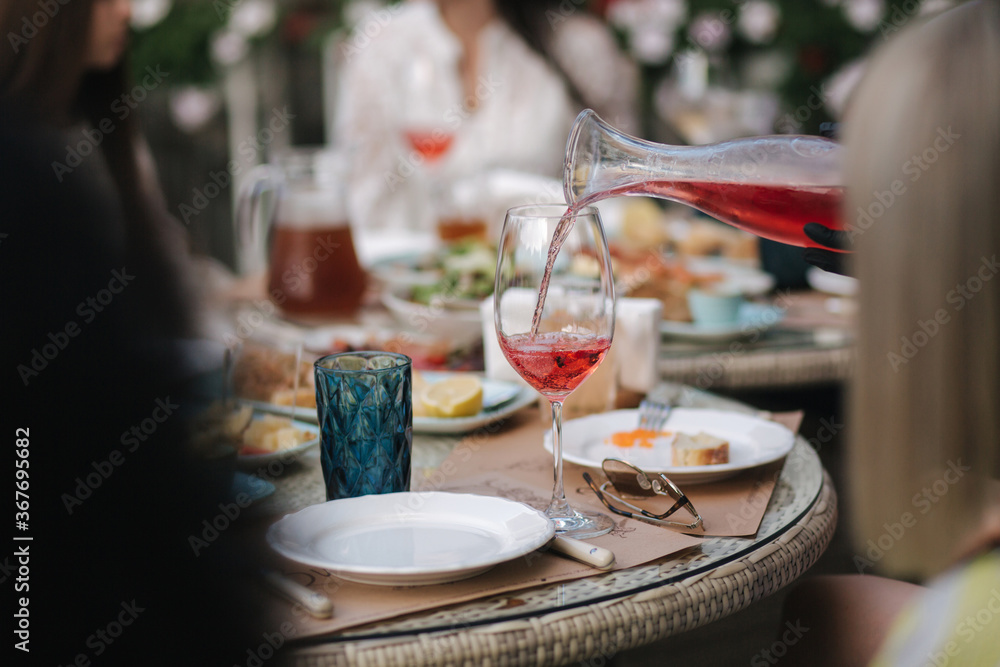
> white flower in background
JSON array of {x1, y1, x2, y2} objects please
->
[
  {"x1": 688, "y1": 11, "x2": 732, "y2": 53},
  {"x1": 229, "y1": 0, "x2": 277, "y2": 38},
  {"x1": 609, "y1": 0, "x2": 687, "y2": 64},
  {"x1": 169, "y1": 86, "x2": 223, "y2": 134},
  {"x1": 211, "y1": 29, "x2": 250, "y2": 66},
  {"x1": 632, "y1": 27, "x2": 676, "y2": 64},
  {"x1": 607, "y1": 0, "x2": 640, "y2": 28},
  {"x1": 843, "y1": 0, "x2": 886, "y2": 32},
  {"x1": 647, "y1": 0, "x2": 687, "y2": 26},
  {"x1": 738, "y1": 1, "x2": 781, "y2": 45},
  {"x1": 130, "y1": 0, "x2": 172, "y2": 29}
]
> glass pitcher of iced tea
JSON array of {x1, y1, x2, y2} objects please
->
[
  {"x1": 564, "y1": 110, "x2": 845, "y2": 248},
  {"x1": 236, "y1": 148, "x2": 367, "y2": 318}
]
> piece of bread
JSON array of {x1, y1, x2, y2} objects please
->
[{"x1": 672, "y1": 431, "x2": 730, "y2": 466}]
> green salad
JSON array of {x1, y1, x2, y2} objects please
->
[{"x1": 410, "y1": 241, "x2": 496, "y2": 305}]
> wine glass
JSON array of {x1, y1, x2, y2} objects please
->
[
  {"x1": 400, "y1": 54, "x2": 456, "y2": 164},
  {"x1": 493, "y1": 204, "x2": 616, "y2": 538}
]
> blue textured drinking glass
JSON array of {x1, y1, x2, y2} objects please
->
[{"x1": 314, "y1": 352, "x2": 412, "y2": 500}]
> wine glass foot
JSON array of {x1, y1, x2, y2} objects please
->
[{"x1": 549, "y1": 508, "x2": 615, "y2": 539}]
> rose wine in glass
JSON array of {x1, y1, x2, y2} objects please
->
[
  {"x1": 494, "y1": 204, "x2": 616, "y2": 538},
  {"x1": 405, "y1": 130, "x2": 454, "y2": 163}
]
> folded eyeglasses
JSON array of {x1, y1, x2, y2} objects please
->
[{"x1": 583, "y1": 458, "x2": 703, "y2": 531}]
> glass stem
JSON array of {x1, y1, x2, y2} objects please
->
[{"x1": 546, "y1": 398, "x2": 572, "y2": 518}]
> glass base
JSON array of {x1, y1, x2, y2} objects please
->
[{"x1": 548, "y1": 508, "x2": 615, "y2": 539}]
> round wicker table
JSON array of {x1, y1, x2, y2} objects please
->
[{"x1": 270, "y1": 388, "x2": 837, "y2": 667}]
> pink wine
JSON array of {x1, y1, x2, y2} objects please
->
[
  {"x1": 405, "y1": 130, "x2": 454, "y2": 162},
  {"x1": 529, "y1": 209, "x2": 581, "y2": 335},
  {"x1": 577, "y1": 181, "x2": 844, "y2": 249},
  {"x1": 499, "y1": 332, "x2": 610, "y2": 398}
]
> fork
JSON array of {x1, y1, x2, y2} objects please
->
[{"x1": 637, "y1": 398, "x2": 673, "y2": 432}]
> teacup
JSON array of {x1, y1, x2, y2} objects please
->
[{"x1": 687, "y1": 288, "x2": 745, "y2": 327}]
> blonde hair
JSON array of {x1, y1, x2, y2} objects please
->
[{"x1": 845, "y1": 0, "x2": 1000, "y2": 580}]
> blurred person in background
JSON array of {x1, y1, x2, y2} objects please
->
[
  {"x1": 333, "y1": 0, "x2": 639, "y2": 235},
  {"x1": 781, "y1": 2, "x2": 1000, "y2": 664},
  {"x1": 1, "y1": 0, "x2": 267, "y2": 663}
]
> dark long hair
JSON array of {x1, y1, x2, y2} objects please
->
[
  {"x1": 0, "y1": 0, "x2": 193, "y2": 336},
  {"x1": 494, "y1": 0, "x2": 588, "y2": 108}
]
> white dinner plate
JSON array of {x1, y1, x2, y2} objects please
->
[
  {"x1": 546, "y1": 408, "x2": 795, "y2": 484},
  {"x1": 660, "y1": 303, "x2": 786, "y2": 342},
  {"x1": 266, "y1": 492, "x2": 555, "y2": 586},
  {"x1": 235, "y1": 416, "x2": 319, "y2": 469}
]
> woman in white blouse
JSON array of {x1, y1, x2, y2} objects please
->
[{"x1": 333, "y1": 0, "x2": 639, "y2": 233}]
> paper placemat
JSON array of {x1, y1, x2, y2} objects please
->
[{"x1": 271, "y1": 410, "x2": 801, "y2": 637}]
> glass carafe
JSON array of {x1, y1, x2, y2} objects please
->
[
  {"x1": 564, "y1": 110, "x2": 845, "y2": 248},
  {"x1": 236, "y1": 147, "x2": 367, "y2": 318}
]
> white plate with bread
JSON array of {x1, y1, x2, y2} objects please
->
[{"x1": 547, "y1": 408, "x2": 794, "y2": 484}]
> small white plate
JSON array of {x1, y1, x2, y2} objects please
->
[
  {"x1": 236, "y1": 416, "x2": 319, "y2": 469},
  {"x1": 266, "y1": 492, "x2": 555, "y2": 586},
  {"x1": 684, "y1": 257, "x2": 776, "y2": 295},
  {"x1": 807, "y1": 267, "x2": 858, "y2": 296},
  {"x1": 660, "y1": 303, "x2": 785, "y2": 342},
  {"x1": 546, "y1": 408, "x2": 794, "y2": 484},
  {"x1": 414, "y1": 373, "x2": 536, "y2": 434}
]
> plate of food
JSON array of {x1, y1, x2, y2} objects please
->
[
  {"x1": 620, "y1": 253, "x2": 775, "y2": 325},
  {"x1": 412, "y1": 371, "x2": 536, "y2": 434},
  {"x1": 545, "y1": 408, "x2": 794, "y2": 484},
  {"x1": 238, "y1": 366, "x2": 536, "y2": 434},
  {"x1": 191, "y1": 403, "x2": 320, "y2": 468},
  {"x1": 266, "y1": 491, "x2": 555, "y2": 586}
]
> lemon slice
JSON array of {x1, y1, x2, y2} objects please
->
[
  {"x1": 412, "y1": 370, "x2": 431, "y2": 418},
  {"x1": 420, "y1": 376, "x2": 484, "y2": 418}
]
